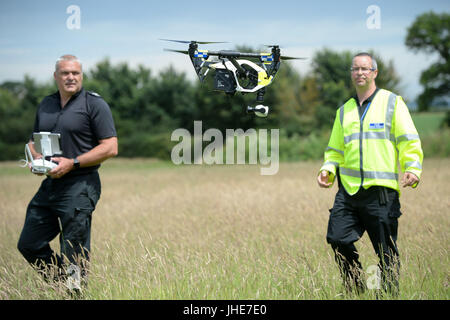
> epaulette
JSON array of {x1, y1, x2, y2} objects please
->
[{"x1": 87, "y1": 91, "x2": 101, "y2": 98}]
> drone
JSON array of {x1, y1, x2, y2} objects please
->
[{"x1": 161, "y1": 39, "x2": 306, "y2": 117}]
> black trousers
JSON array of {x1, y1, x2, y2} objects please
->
[
  {"x1": 17, "y1": 171, "x2": 101, "y2": 282},
  {"x1": 326, "y1": 185, "x2": 401, "y2": 294}
]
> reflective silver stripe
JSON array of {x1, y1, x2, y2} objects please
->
[
  {"x1": 323, "y1": 161, "x2": 339, "y2": 167},
  {"x1": 367, "y1": 131, "x2": 396, "y2": 142},
  {"x1": 326, "y1": 146, "x2": 344, "y2": 155},
  {"x1": 339, "y1": 104, "x2": 345, "y2": 127},
  {"x1": 344, "y1": 92, "x2": 398, "y2": 145},
  {"x1": 344, "y1": 131, "x2": 396, "y2": 144},
  {"x1": 340, "y1": 167, "x2": 398, "y2": 180},
  {"x1": 344, "y1": 132, "x2": 360, "y2": 144},
  {"x1": 384, "y1": 93, "x2": 397, "y2": 137},
  {"x1": 364, "y1": 171, "x2": 398, "y2": 180},
  {"x1": 340, "y1": 167, "x2": 361, "y2": 178},
  {"x1": 364, "y1": 132, "x2": 383, "y2": 139},
  {"x1": 405, "y1": 161, "x2": 422, "y2": 169},
  {"x1": 396, "y1": 134, "x2": 420, "y2": 143}
]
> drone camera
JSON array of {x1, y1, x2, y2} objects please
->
[{"x1": 247, "y1": 105, "x2": 269, "y2": 118}]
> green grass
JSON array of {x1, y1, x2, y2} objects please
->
[
  {"x1": 0, "y1": 158, "x2": 449, "y2": 300},
  {"x1": 410, "y1": 112, "x2": 450, "y2": 158},
  {"x1": 411, "y1": 111, "x2": 446, "y2": 136}
]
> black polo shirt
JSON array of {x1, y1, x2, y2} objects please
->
[
  {"x1": 31, "y1": 87, "x2": 117, "y2": 176},
  {"x1": 352, "y1": 87, "x2": 379, "y2": 120}
]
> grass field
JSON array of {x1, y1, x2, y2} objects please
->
[
  {"x1": 0, "y1": 158, "x2": 448, "y2": 300},
  {"x1": 411, "y1": 111, "x2": 446, "y2": 136},
  {"x1": 411, "y1": 112, "x2": 450, "y2": 158}
]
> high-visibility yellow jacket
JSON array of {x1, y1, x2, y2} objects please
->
[{"x1": 320, "y1": 88, "x2": 423, "y2": 195}]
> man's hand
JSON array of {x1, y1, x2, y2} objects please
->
[
  {"x1": 317, "y1": 170, "x2": 333, "y2": 188},
  {"x1": 48, "y1": 157, "x2": 74, "y2": 179},
  {"x1": 28, "y1": 153, "x2": 45, "y2": 175},
  {"x1": 401, "y1": 172, "x2": 419, "y2": 188},
  {"x1": 27, "y1": 142, "x2": 45, "y2": 175}
]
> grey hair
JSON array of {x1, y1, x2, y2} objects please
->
[
  {"x1": 55, "y1": 54, "x2": 82, "y2": 72},
  {"x1": 353, "y1": 52, "x2": 378, "y2": 70}
]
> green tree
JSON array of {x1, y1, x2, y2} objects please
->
[
  {"x1": 0, "y1": 77, "x2": 53, "y2": 160},
  {"x1": 84, "y1": 59, "x2": 197, "y2": 158},
  {"x1": 405, "y1": 11, "x2": 450, "y2": 111},
  {"x1": 264, "y1": 60, "x2": 308, "y2": 136}
]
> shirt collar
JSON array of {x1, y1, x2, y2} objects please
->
[
  {"x1": 55, "y1": 87, "x2": 84, "y2": 105},
  {"x1": 353, "y1": 87, "x2": 379, "y2": 106}
]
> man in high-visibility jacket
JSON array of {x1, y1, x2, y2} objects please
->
[{"x1": 317, "y1": 52, "x2": 423, "y2": 296}]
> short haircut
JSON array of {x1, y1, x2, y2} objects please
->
[
  {"x1": 55, "y1": 55, "x2": 82, "y2": 72},
  {"x1": 353, "y1": 52, "x2": 378, "y2": 70}
]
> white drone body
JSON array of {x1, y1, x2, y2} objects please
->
[
  {"x1": 209, "y1": 59, "x2": 273, "y2": 94},
  {"x1": 161, "y1": 39, "x2": 306, "y2": 117}
]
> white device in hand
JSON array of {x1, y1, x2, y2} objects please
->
[{"x1": 22, "y1": 132, "x2": 61, "y2": 174}]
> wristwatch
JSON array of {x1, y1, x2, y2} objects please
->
[{"x1": 73, "y1": 158, "x2": 80, "y2": 170}]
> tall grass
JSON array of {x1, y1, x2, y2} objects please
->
[{"x1": 0, "y1": 158, "x2": 448, "y2": 299}]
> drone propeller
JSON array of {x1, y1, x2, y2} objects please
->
[
  {"x1": 159, "y1": 38, "x2": 228, "y2": 44},
  {"x1": 280, "y1": 55, "x2": 307, "y2": 60},
  {"x1": 163, "y1": 48, "x2": 189, "y2": 55},
  {"x1": 262, "y1": 44, "x2": 307, "y2": 60}
]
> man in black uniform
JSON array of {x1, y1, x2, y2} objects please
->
[{"x1": 17, "y1": 55, "x2": 118, "y2": 291}]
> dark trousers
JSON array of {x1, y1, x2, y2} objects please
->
[
  {"x1": 326, "y1": 185, "x2": 401, "y2": 294},
  {"x1": 17, "y1": 171, "x2": 101, "y2": 283}
]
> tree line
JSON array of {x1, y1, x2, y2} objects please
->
[{"x1": 0, "y1": 48, "x2": 403, "y2": 161}]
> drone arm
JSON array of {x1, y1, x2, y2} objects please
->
[
  {"x1": 268, "y1": 61, "x2": 281, "y2": 78},
  {"x1": 266, "y1": 46, "x2": 281, "y2": 78},
  {"x1": 189, "y1": 55, "x2": 211, "y2": 82},
  {"x1": 198, "y1": 61, "x2": 216, "y2": 81},
  {"x1": 227, "y1": 57, "x2": 247, "y2": 79}
]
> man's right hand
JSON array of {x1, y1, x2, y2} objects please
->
[{"x1": 317, "y1": 170, "x2": 333, "y2": 188}]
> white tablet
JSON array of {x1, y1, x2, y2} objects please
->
[{"x1": 33, "y1": 132, "x2": 62, "y2": 156}]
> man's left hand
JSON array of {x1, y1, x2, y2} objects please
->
[
  {"x1": 401, "y1": 172, "x2": 419, "y2": 188},
  {"x1": 48, "y1": 157, "x2": 74, "y2": 179}
]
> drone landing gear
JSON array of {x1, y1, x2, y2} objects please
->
[{"x1": 247, "y1": 88, "x2": 269, "y2": 118}]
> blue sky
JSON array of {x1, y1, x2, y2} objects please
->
[{"x1": 0, "y1": 0, "x2": 449, "y2": 101}]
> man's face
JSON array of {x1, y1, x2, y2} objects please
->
[
  {"x1": 54, "y1": 60, "x2": 83, "y2": 96},
  {"x1": 351, "y1": 55, "x2": 377, "y2": 89}
]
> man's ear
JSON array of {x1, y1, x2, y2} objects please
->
[{"x1": 373, "y1": 69, "x2": 378, "y2": 80}]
